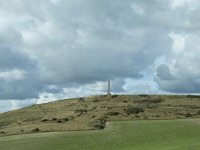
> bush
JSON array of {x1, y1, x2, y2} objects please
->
[
  {"x1": 79, "y1": 98, "x2": 85, "y2": 101},
  {"x1": 140, "y1": 98, "x2": 164, "y2": 103},
  {"x1": 93, "y1": 99, "x2": 99, "y2": 102},
  {"x1": 106, "y1": 112, "x2": 120, "y2": 116},
  {"x1": 75, "y1": 109, "x2": 87, "y2": 113},
  {"x1": 89, "y1": 118, "x2": 107, "y2": 130},
  {"x1": 138, "y1": 94, "x2": 148, "y2": 97},
  {"x1": 186, "y1": 95, "x2": 200, "y2": 98},
  {"x1": 146, "y1": 103, "x2": 159, "y2": 109},
  {"x1": 52, "y1": 118, "x2": 57, "y2": 121},
  {"x1": 41, "y1": 118, "x2": 49, "y2": 122},
  {"x1": 135, "y1": 115, "x2": 140, "y2": 118},
  {"x1": 32, "y1": 128, "x2": 40, "y2": 132},
  {"x1": 185, "y1": 113, "x2": 193, "y2": 118},
  {"x1": 196, "y1": 111, "x2": 200, "y2": 115},
  {"x1": 111, "y1": 95, "x2": 118, "y2": 98},
  {"x1": 63, "y1": 117, "x2": 69, "y2": 122},
  {"x1": 125, "y1": 107, "x2": 144, "y2": 115},
  {"x1": 56, "y1": 119, "x2": 63, "y2": 123}
]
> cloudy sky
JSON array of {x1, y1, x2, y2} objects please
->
[{"x1": 1, "y1": 0, "x2": 200, "y2": 112}]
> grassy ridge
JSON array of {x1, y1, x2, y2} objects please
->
[
  {"x1": 0, "y1": 119, "x2": 200, "y2": 150},
  {"x1": 1, "y1": 95, "x2": 200, "y2": 136}
]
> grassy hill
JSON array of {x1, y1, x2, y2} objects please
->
[
  {"x1": 1, "y1": 119, "x2": 200, "y2": 150},
  {"x1": 1, "y1": 95, "x2": 200, "y2": 136}
]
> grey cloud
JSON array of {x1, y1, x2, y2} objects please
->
[
  {"x1": 156, "y1": 64, "x2": 174, "y2": 80},
  {"x1": 1, "y1": 0, "x2": 200, "y2": 104},
  {"x1": 0, "y1": 48, "x2": 35, "y2": 71},
  {"x1": 19, "y1": 0, "x2": 172, "y2": 85}
]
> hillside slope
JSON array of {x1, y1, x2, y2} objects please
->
[
  {"x1": 1, "y1": 95, "x2": 200, "y2": 136},
  {"x1": 1, "y1": 119, "x2": 200, "y2": 150}
]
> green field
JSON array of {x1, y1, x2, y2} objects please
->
[{"x1": 1, "y1": 119, "x2": 200, "y2": 150}]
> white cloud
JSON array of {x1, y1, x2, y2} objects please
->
[
  {"x1": 170, "y1": 0, "x2": 195, "y2": 10},
  {"x1": 0, "y1": 69, "x2": 26, "y2": 81},
  {"x1": 169, "y1": 32, "x2": 186, "y2": 55}
]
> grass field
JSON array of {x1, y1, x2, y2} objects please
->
[{"x1": 1, "y1": 119, "x2": 200, "y2": 150}]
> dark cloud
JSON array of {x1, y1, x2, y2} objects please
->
[
  {"x1": 156, "y1": 64, "x2": 174, "y2": 80},
  {"x1": 0, "y1": 48, "x2": 35, "y2": 71}
]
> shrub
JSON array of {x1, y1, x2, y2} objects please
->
[
  {"x1": 89, "y1": 118, "x2": 107, "y2": 130},
  {"x1": 111, "y1": 95, "x2": 118, "y2": 98},
  {"x1": 94, "y1": 124, "x2": 105, "y2": 130},
  {"x1": 186, "y1": 95, "x2": 200, "y2": 98},
  {"x1": 140, "y1": 98, "x2": 164, "y2": 103},
  {"x1": 63, "y1": 117, "x2": 69, "y2": 122},
  {"x1": 56, "y1": 119, "x2": 63, "y2": 123},
  {"x1": 138, "y1": 94, "x2": 148, "y2": 97},
  {"x1": 146, "y1": 103, "x2": 159, "y2": 109},
  {"x1": 52, "y1": 118, "x2": 57, "y2": 121},
  {"x1": 32, "y1": 128, "x2": 40, "y2": 132},
  {"x1": 79, "y1": 98, "x2": 85, "y2": 101},
  {"x1": 185, "y1": 113, "x2": 193, "y2": 118},
  {"x1": 75, "y1": 109, "x2": 87, "y2": 113},
  {"x1": 196, "y1": 111, "x2": 200, "y2": 115},
  {"x1": 135, "y1": 115, "x2": 140, "y2": 118},
  {"x1": 41, "y1": 118, "x2": 49, "y2": 122},
  {"x1": 93, "y1": 99, "x2": 99, "y2": 102},
  {"x1": 106, "y1": 112, "x2": 120, "y2": 116},
  {"x1": 125, "y1": 107, "x2": 144, "y2": 115}
]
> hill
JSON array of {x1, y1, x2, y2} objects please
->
[
  {"x1": 1, "y1": 119, "x2": 200, "y2": 150},
  {"x1": 1, "y1": 95, "x2": 200, "y2": 136}
]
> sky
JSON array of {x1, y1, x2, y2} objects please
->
[{"x1": 1, "y1": 0, "x2": 200, "y2": 112}]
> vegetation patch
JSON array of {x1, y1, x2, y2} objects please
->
[
  {"x1": 41, "y1": 118, "x2": 49, "y2": 122},
  {"x1": 106, "y1": 112, "x2": 120, "y2": 116},
  {"x1": 32, "y1": 128, "x2": 40, "y2": 132},
  {"x1": 195, "y1": 111, "x2": 200, "y2": 115},
  {"x1": 56, "y1": 119, "x2": 63, "y2": 123},
  {"x1": 89, "y1": 118, "x2": 107, "y2": 130},
  {"x1": 93, "y1": 99, "x2": 99, "y2": 102},
  {"x1": 79, "y1": 98, "x2": 85, "y2": 101},
  {"x1": 52, "y1": 118, "x2": 57, "y2": 121},
  {"x1": 186, "y1": 95, "x2": 200, "y2": 98},
  {"x1": 111, "y1": 95, "x2": 118, "y2": 98},
  {"x1": 125, "y1": 107, "x2": 144, "y2": 115},
  {"x1": 146, "y1": 103, "x2": 159, "y2": 109},
  {"x1": 75, "y1": 109, "x2": 87, "y2": 113},
  {"x1": 138, "y1": 94, "x2": 148, "y2": 97},
  {"x1": 185, "y1": 113, "x2": 193, "y2": 118},
  {"x1": 140, "y1": 98, "x2": 164, "y2": 104}
]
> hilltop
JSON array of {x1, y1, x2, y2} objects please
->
[{"x1": 1, "y1": 95, "x2": 200, "y2": 136}]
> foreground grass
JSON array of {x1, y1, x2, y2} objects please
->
[{"x1": 0, "y1": 119, "x2": 200, "y2": 150}]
